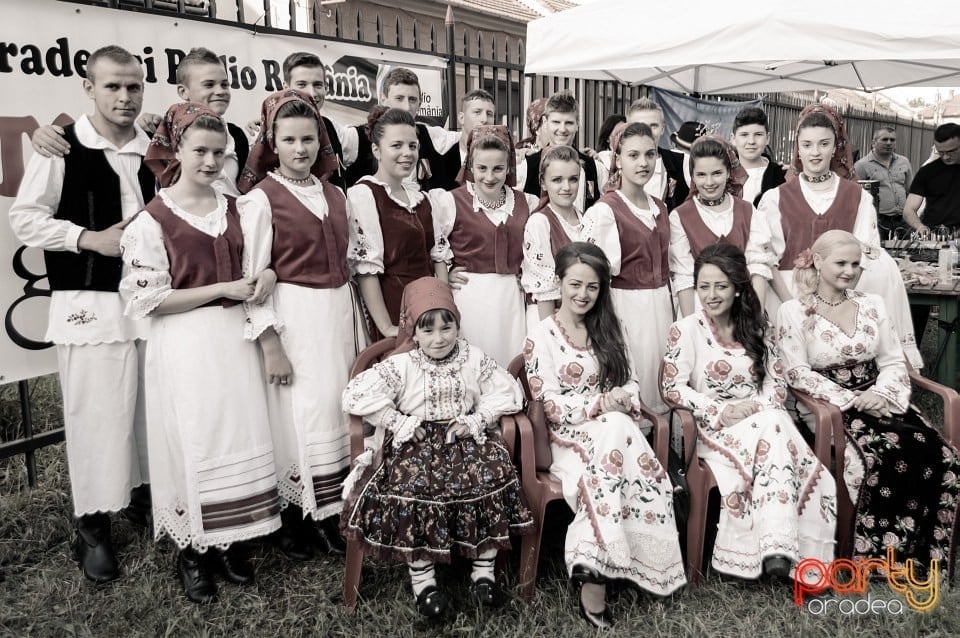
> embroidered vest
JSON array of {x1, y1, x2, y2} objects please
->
[
  {"x1": 778, "y1": 179, "x2": 861, "y2": 269},
  {"x1": 448, "y1": 186, "x2": 529, "y2": 274},
  {"x1": 674, "y1": 196, "x2": 753, "y2": 258},
  {"x1": 601, "y1": 192, "x2": 670, "y2": 289}
]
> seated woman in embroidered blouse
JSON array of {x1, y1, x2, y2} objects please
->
[
  {"x1": 523, "y1": 242, "x2": 685, "y2": 630},
  {"x1": 777, "y1": 229, "x2": 960, "y2": 574},
  {"x1": 661, "y1": 243, "x2": 836, "y2": 581}
]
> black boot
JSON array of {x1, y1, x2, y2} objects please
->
[
  {"x1": 313, "y1": 515, "x2": 346, "y2": 556},
  {"x1": 209, "y1": 545, "x2": 255, "y2": 586},
  {"x1": 178, "y1": 548, "x2": 217, "y2": 604},
  {"x1": 271, "y1": 506, "x2": 313, "y2": 561},
  {"x1": 122, "y1": 484, "x2": 152, "y2": 529},
  {"x1": 73, "y1": 513, "x2": 119, "y2": 583}
]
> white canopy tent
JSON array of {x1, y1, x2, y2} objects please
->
[{"x1": 525, "y1": 1, "x2": 960, "y2": 94}]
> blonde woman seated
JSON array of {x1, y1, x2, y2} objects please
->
[
  {"x1": 662, "y1": 243, "x2": 836, "y2": 581},
  {"x1": 523, "y1": 242, "x2": 685, "y2": 630},
  {"x1": 777, "y1": 229, "x2": 960, "y2": 574}
]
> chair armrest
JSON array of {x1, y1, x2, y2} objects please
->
[
  {"x1": 792, "y1": 388, "x2": 846, "y2": 496},
  {"x1": 349, "y1": 414, "x2": 366, "y2": 460},
  {"x1": 909, "y1": 370, "x2": 960, "y2": 446},
  {"x1": 512, "y1": 412, "x2": 541, "y2": 495},
  {"x1": 637, "y1": 402, "x2": 671, "y2": 466},
  {"x1": 500, "y1": 413, "x2": 518, "y2": 460}
]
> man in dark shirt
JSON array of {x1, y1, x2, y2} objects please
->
[{"x1": 903, "y1": 122, "x2": 960, "y2": 233}]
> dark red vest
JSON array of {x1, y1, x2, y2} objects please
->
[
  {"x1": 777, "y1": 178, "x2": 861, "y2": 269},
  {"x1": 601, "y1": 192, "x2": 670, "y2": 289},
  {"x1": 534, "y1": 205, "x2": 577, "y2": 257},
  {"x1": 674, "y1": 196, "x2": 753, "y2": 259},
  {"x1": 448, "y1": 186, "x2": 529, "y2": 275},
  {"x1": 364, "y1": 180, "x2": 435, "y2": 324},
  {"x1": 144, "y1": 195, "x2": 243, "y2": 308},
  {"x1": 254, "y1": 176, "x2": 349, "y2": 289}
]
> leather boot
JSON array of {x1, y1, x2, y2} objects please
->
[
  {"x1": 271, "y1": 506, "x2": 313, "y2": 562},
  {"x1": 313, "y1": 515, "x2": 346, "y2": 556},
  {"x1": 73, "y1": 513, "x2": 119, "y2": 583},
  {"x1": 210, "y1": 545, "x2": 255, "y2": 586},
  {"x1": 122, "y1": 484, "x2": 152, "y2": 529},
  {"x1": 178, "y1": 548, "x2": 217, "y2": 604}
]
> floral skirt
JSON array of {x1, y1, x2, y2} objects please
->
[
  {"x1": 341, "y1": 421, "x2": 534, "y2": 563},
  {"x1": 845, "y1": 408, "x2": 960, "y2": 576}
]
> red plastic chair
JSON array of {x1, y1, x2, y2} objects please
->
[
  {"x1": 342, "y1": 338, "x2": 520, "y2": 613},
  {"x1": 507, "y1": 355, "x2": 671, "y2": 601}
]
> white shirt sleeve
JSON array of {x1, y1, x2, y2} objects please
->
[
  {"x1": 749, "y1": 188, "x2": 783, "y2": 278},
  {"x1": 425, "y1": 125, "x2": 461, "y2": 155},
  {"x1": 427, "y1": 188, "x2": 456, "y2": 264},
  {"x1": 337, "y1": 121, "x2": 360, "y2": 166},
  {"x1": 236, "y1": 189, "x2": 282, "y2": 340},
  {"x1": 582, "y1": 202, "x2": 623, "y2": 275},
  {"x1": 346, "y1": 183, "x2": 386, "y2": 275},
  {"x1": 668, "y1": 210, "x2": 695, "y2": 292},
  {"x1": 8, "y1": 153, "x2": 83, "y2": 252},
  {"x1": 119, "y1": 213, "x2": 173, "y2": 319},
  {"x1": 852, "y1": 188, "x2": 882, "y2": 249},
  {"x1": 521, "y1": 212, "x2": 560, "y2": 300}
]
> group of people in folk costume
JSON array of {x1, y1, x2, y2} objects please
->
[{"x1": 11, "y1": 41, "x2": 956, "y2": 630}]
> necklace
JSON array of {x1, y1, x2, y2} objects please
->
[
  {"x1": 276, "y1": 170, "x2": 313, "y2": 185},
  {"x1": 477, "y1": 187, "x2": 507, "y2": 210},
  {"x1": 697, "y1": 193, "x2": 726, "y2": 207},
  {"x1": 801, "y1": 171, "x2": 833, "y2": 184},
  {"x1": 815, "y1": 291, "x2": 847, "y2": 307}
]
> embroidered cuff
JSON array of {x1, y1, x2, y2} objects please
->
[
  {"x1": 391, "y1": 414, "x2": 422, "y2": 447},
  {"x1": 455, "y1": 413, "x2": 488, "y2": 444}
]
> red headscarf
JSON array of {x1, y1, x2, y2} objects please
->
[
  {"x1": 685, "y1": 135, "x2": 748, "y2": 201},
  {"x1": 393, "y1": 277, "x2": 461, "y2": 355},
  {"x1": 602, "y1": 121, "x2": 630, "y2": 193},
  {"x1": 455, "y1": 124, "x2": 517, "y2": 187},
  {"x1": 144, "y1": 102, "x2": 222, "y2": 188},
  {"x1": 790, "y1": 102, "x2": 855, "y2": 180},
  {"x1": 237, "y1": 89, "x2": 339, "y2": 193},
  {"x1": 519, "y1": 97, "x2": 548, "y2": 148}
]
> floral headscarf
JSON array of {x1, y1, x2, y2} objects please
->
[
  {"x1": 790, "y1": 102, "x2": 855, "y2": 180},
  {"x1": 602, "y1": 121, "x2": 630, "y2": 193},
  {"x1": 144, "y1": 102, "x2": 222, "y2": 188},
  {"x1": 393, "y1": 277, "x2": 461, "y2": 355},
  {"x1": 686, "y1": 135, "x2": 748, "y2": 201},
  {"x1": 519, "y1": 97, "x2": 548, "y2": 148},
  {"x1": 455, "y1": 125, "x2": 517, "y2": 187},
  {"x1": 237, "y1": 89, "x2": 339, "y2": 193}
]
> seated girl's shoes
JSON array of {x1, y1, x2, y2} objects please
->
[
  {"x1": 570, "y1": 564, "x2": 606, "y2": 585},
  {"x1": 178, "y1": 548, "x2": 217, "y2": 604},
  {"x1": 73, "y1": 513, "x2": 119, "y2": 583},
  {"x1": 415, "y1": 585, "x2": 448, "y2": 618},
  {"x1": 210, "y1": 546, "x2": 255, "y2": 585},
  {"x1": 763, "y1": 555, "x2": 792, "y2": 580},
  {"x1": 578, "y1": 592, "x2": 615, "y2": 630},
  {"x1": 470, "y1": 577, "x2": 504, "y2": 608}
]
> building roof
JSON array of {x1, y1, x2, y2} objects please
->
[{"x1": 443, "y1": 0, "x2": 577, "y2": 23}]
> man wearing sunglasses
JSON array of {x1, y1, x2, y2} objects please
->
[{"x1": 903, "y1": 122, "x2": 960, "y2": 235}]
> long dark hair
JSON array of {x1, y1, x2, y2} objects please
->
[
  {"x1": 554, "y1": 242, "x2": 630, "y2": 390},
  {"x1": 693, "y1": 244, "x2": 768, "y2": 385}
]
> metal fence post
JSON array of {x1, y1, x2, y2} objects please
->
[{"x1": 444, "y1": 5, "x2": 457, "y2": 130}]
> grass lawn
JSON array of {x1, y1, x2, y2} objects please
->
[{"x1": 3, "y1": 325, "x2": 960, "y2": 638}]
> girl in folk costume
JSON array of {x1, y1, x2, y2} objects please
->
[
  {"x1": 235, "y1": 89, "x2": 359, "y2": 560},
  {"x1": 668, "y1": 136, "x2": 769, "y2": 317},
  {"x1": 430, "y1": 125, "x2": 539, "y2": 367},
  {"x1": 521, "y1": 145, "x2": 586, "y2": 326},
  {"x1": 523, "y1": 242, "x2": 685, "y2": 630},
  {"x1": 120, "y1": 103, "x2": 281, "y2": 603},
  {"x1": 583, "y1": 122, "x2": 672, "y2": 412},
  {"x1": 661, "y1": 244, "x2": 836, "y2": 581},
  {"x1": 347, "y1": 107, "x2": 445, "y2": 341},
  {"x1": 777, "y1": 230, "x2": 960, "y2": 575},
  {"x1": 341, "y1": 277, "x2": 533, "y2": 618},
  {"x1": 750, "y1": 103, "x2": 922, "y2": 368}
]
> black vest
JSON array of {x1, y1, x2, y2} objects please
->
[
  {"x1": 429, "y1": 144, "x2": 462, "y2": 191},
  {"x1": 522, "y1": 148, "x2": 599, "y2": 210},
  {"x1": 44, "y1": 124, "x2": 155, "y2": 291},
  {"x1": 227, "y1": 122, "x2": 249, "y2": 178},
  {"x1": 343, "y1": 122, "x2": 444, "y2": 190},
  {"x1": 321, "y1": 115, "x2": 346, "y2": 192}
]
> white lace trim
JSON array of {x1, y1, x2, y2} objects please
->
[
  {"x1": 154, "y1": 501, "x2": 280, "y2": 551},
  {"x1": 158, "y1": 190, "x2": 228, "y2": 237}
]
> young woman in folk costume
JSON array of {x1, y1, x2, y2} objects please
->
[
  {"x1": 661, "y1": 243, "x2": 836, "y2": 582},
  {"x1": 120, "y1": 103, "x2": 282, "y2": 603},
  {"x1": 429, "y1": 125, "x2": 539, "y2": 367},
  {"x1": 778, "y1": 230, "x2": 960, "y2": 576},
  {"x1": 668, "y1": 136, "x2": 769, "y2": 317},
  {"x1": 583, "y1": 122, "x2": 672, "y2": 412},
  {"x1": 521, "y1": 145, "x2": 586, "y2": 327},
  {"x1": 235, "y1": 89, "x2": 360, "y2": 560},
  {"x1": 347, "y1": 107, "x2": 446, "y2": 340},
  {"x1": 341, "y1": 277, "x2": 533, "y2": 618},
  {"x1": 523, "y1": 242, "x2": 685, "y2": 630},
  {"x1": 749, "y1": 103, "x2": 922, "y2": 368}
]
